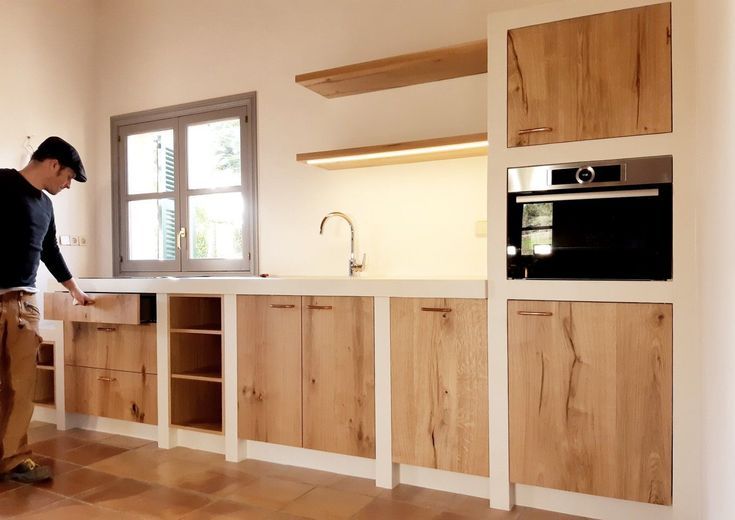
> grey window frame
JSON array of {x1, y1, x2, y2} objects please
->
[{"x1": 111, "y1": 92, "x2": 259, "y2": 277}]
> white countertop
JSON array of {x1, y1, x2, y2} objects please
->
[{"x1": 68, "y1": 277, "x2": 488, "y2": 299}]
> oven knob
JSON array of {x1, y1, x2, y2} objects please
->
[{"x1": 575, "y1": 166, "x2": 596, "y2": 183}]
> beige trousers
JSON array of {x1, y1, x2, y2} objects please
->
[{"x1": 0, "y1": 291, "x2": 41, "y2": 473}]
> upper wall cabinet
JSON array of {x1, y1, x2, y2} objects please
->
[{"x1": 507, "y1": 3, "x2": 672, "y2": 147}]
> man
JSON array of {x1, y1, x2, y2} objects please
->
[{"x1": 0, "y1": 136, "x2": 93, "y2": 483}]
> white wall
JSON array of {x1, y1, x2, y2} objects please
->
[
  {"x1": 696, "y1": 0, "x2": 735, "y2": 518},
  {"x1": 0, "y1": 0, "x2": 97, "y2": 290},
  {"x1": 89, "y1": 0, "x2": 505, "y2": 278}
]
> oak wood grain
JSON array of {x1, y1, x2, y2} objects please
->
[
  {"x1": 391, "y1": 298, "x2": 489, "y2": 476},
  {"x1": 65, "y1": 365, "x2": 157, "y2": 424},
  {"x1": 169, "y1": 295, "x2": 222, "y2": 331},
  {"x1": 296, "y1": 40, "x2": 487, "y2": 98},
  {"x1": 508, "y1": 300, "x2": 672, "y2": 504},
  {"x1": 44, "y1": 292, "x2": 142, "y2": 324},
  {"x1": 237, "y1": 295, "x2": 302, "y2": 447},
  {"x1": 507, "y1": 3, "x2": 672, "y2": 147},
  {"x1": 64, "y1": 322, "x2": 157, "y2": 374},
  {"x1": 302, "y1": 296, "x2": 375, "y2": 458}
]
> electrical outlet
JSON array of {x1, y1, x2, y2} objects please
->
[
  {"x1": 70, "y1": 236, "x2": 79, "y2": 246},
  {"x1": 475, "y1": 220, "x2": 488, "y2": 237},
  {"x1": 59, "y1": 235, "x2": 71, "y2": 246},
  {"x1": 79, "y1": 236, "x2": 87, "y2": 246}
]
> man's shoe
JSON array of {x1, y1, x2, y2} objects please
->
[{"x1": 7, "y1": 459, "x2": 52, "y2": 483}]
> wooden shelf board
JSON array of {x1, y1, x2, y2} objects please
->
[
  {"x1": 33, "y1": 399, "x2": 55, "y2": 408},
  {"x1": 171, "y1": 366, "x2": 222, "y2": 383},
  {"x1": 36, "y1": 364, "x2": 55, "y2": 371},
  {"x1": 296, "y1": 40, "x2": 487, "y2": 98},
  {"x1": 297, "y1": 133, "x2": 487, "y2": 170},
  {"x1": 172, "y1": 421, "x2": 223, "y2": 435},
  {"x1": 170, "y1": 326, "x2": 222, "y2": 335}
]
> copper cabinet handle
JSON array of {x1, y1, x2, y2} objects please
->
[
  {"x1": 97, "y1": 376, "x2": 117, "y2": 382},
  {"x1": 306, "y1": 305, "x2": 333, "y2": 310},
  {"x1": 96, "y1": 327, "x2": 117, "y2": 332},
  {"x1": 517, "y1": 311, "x2": 553, "y2": 316},
  {"x1": 421, "y1": 307, "x2": 452, "y2": 313},
  {"x1": 269, "y1": 304, "x2": 296, "y2": 309},
  {"x1": 517, "y1": 127, "x2": 553, "y2": 135}
]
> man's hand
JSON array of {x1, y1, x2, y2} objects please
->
[
  {"x1": 61, "y1": 277, "x2": 95, "y2": 306},
  {"x1": 70, "y1": 288, "x2": 94, "y2": 306}
]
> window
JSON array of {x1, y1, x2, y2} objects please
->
[{"x1": 112, "y1": 93, "x2": 258, "y2": 276}]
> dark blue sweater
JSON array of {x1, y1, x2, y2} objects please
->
[{"x1": 0, "y1": 168, "x2": 72, "y2": 289}]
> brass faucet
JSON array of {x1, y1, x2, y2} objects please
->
[{"x1": 319, "y1": 212, "x2": 366, "y2": 277}]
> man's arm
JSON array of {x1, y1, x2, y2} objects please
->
[
  {"x1": 61, "y1": 277, "x2": 94, "y2": 305},
  {"x1": 41, "y1": 210, "x2": 94, "y2": 305}
]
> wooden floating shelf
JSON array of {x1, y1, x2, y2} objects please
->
[
  {"x1": 296, "y1": 40, "x2": 487, "y2": 98},
  {"x1": 297, "y1": 133, "x2": 488, "y2": 170},
  {"x1": 36, "y1": 364, "x2": 55, "y2": 371}
]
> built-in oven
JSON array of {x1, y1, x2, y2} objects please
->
[{"x1": 507, "y1": 155, "x2": 672, "y2": 280}]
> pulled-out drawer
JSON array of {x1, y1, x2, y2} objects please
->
[
  {"x1": 64, "y1": 366, "x2": 157, "y2": 424},
  {"x1": 65, "y1": 322, "x2": 156, "y2": 374},
  {"x1": 44, "y1": 292, "x2": 156, "y2": 325}
]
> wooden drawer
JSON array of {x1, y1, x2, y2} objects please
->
[
  {"x1": 65, "y1": 322, "x2": 156, "y2": 374},
  {"x1": 64, "y1": 366, "x2": 157, "y2": 424},
  {"x1": 44, "y1": 292, "x2": 156, "y2": 324}
]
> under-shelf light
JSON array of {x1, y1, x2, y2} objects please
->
[
  {"x1": 297, "y1": 133, "x2": 488, "y2": 170},
  {"x1": 305, "y1": 140, "x2": 488, "y2": 166}
]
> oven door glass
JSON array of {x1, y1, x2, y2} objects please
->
[{"x1": 507, "y1": 186, "x2": 672, "y2": 280}]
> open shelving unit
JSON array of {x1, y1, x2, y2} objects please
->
[
  {"x1": 168, "y1": 295, "x2": 223, "y2": 434},
  {"x1": 33, "y1": 341, "x2": 55, "y2": 408},
  {"x1": 295, "y1": 40, "x2": 488, "y2": 170}
]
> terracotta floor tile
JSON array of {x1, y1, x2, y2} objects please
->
[
  {"x1": 29, "y1": 436, "x2": 90, "y2": 458},
  {"x1": 175, "y1": 467, "x2": 258, "y2": 495},
  {"x1": 36, "y1": 467, "x2": 120, "y2": 497},
  {"x1": 19, "y1": 497, "x2": 137, "y2": 519},
  {"x1": 179, "y1": 498, "x2": 309, "y2": 519},
  {"x1": 380, "y1": 484, "x2": 467, "y2": 511},
  {"x1": 267, "y1": 466, "x2": 344, "y2": 487},
  {"x1": 0, "y1": 485, "x2": 64, "y2": 516},
  {"x1": 435, "y1": 510, "x2": 522, "y2": 520},
  {"x1": 282, "y1": 486, "x2": 374, "y2": 519},
  {"x1": 352, "y1": 497, "x2": 439, "y2": 520},
  {"x1": 97, "y1": 434, "x2": 156, "y2": 450},
  {"x1": 327, "y1": 475, "x2": 383, "y2": 497},
  {"x1": 218, "y1": 475, "x2": 314, "y2": 510},
  {"x1": 87, "y1": 449, "x2": 169, "y2": 480},
  {"x1": 0, "y1": 479, "x2": 23, "y2": 495},
  {"x1": 32, "y1": 455, "x2": 83, "y2": 477},
  {"x1": 63, "y1": 428, "x2": 114, "y2": 442},
  {"x1": 439, "y1": 496, "x2": 523, "y2": 519},
  {"x1": 56, "y1": 442, "x2": 128, "y2": 465},
  {"x1": 78, "y1": 477, "x2": 211, "y2": 518},
  {"x1": 516, "y1": 506, "x2": 593, "y2": 520},
  {"x1": 235, "y1": 458, "x2": 291, "y2": 476},
  {"x1": 27, "y1": 422, "x2": 62, "y2": 444}
]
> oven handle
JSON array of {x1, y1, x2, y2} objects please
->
[{"x1": 515, "y1": 188, "x2": 659, "y2": 204}]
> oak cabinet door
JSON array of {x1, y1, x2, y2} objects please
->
[
  {"x1": 391, "y1": 298, "x2": 488, "y2": 476},
  {"x1": 507, "y1": 3, "x2": 671, "y2": 147},
  {"x1": 64, "y1": 322, "x2": 157, "y2": 374},
  {"x1": 65, "y1": 366, "x2": 157, "y2": 424},
  {"x1": 508, "y1": 300, "x2": 672, "y2": 505},
  {"x1": 237, "y1": 295, "x2": 302, "y2": 447},
  {"x1": 302, "y1": 296, "x2": 375, "y2": 458}
]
